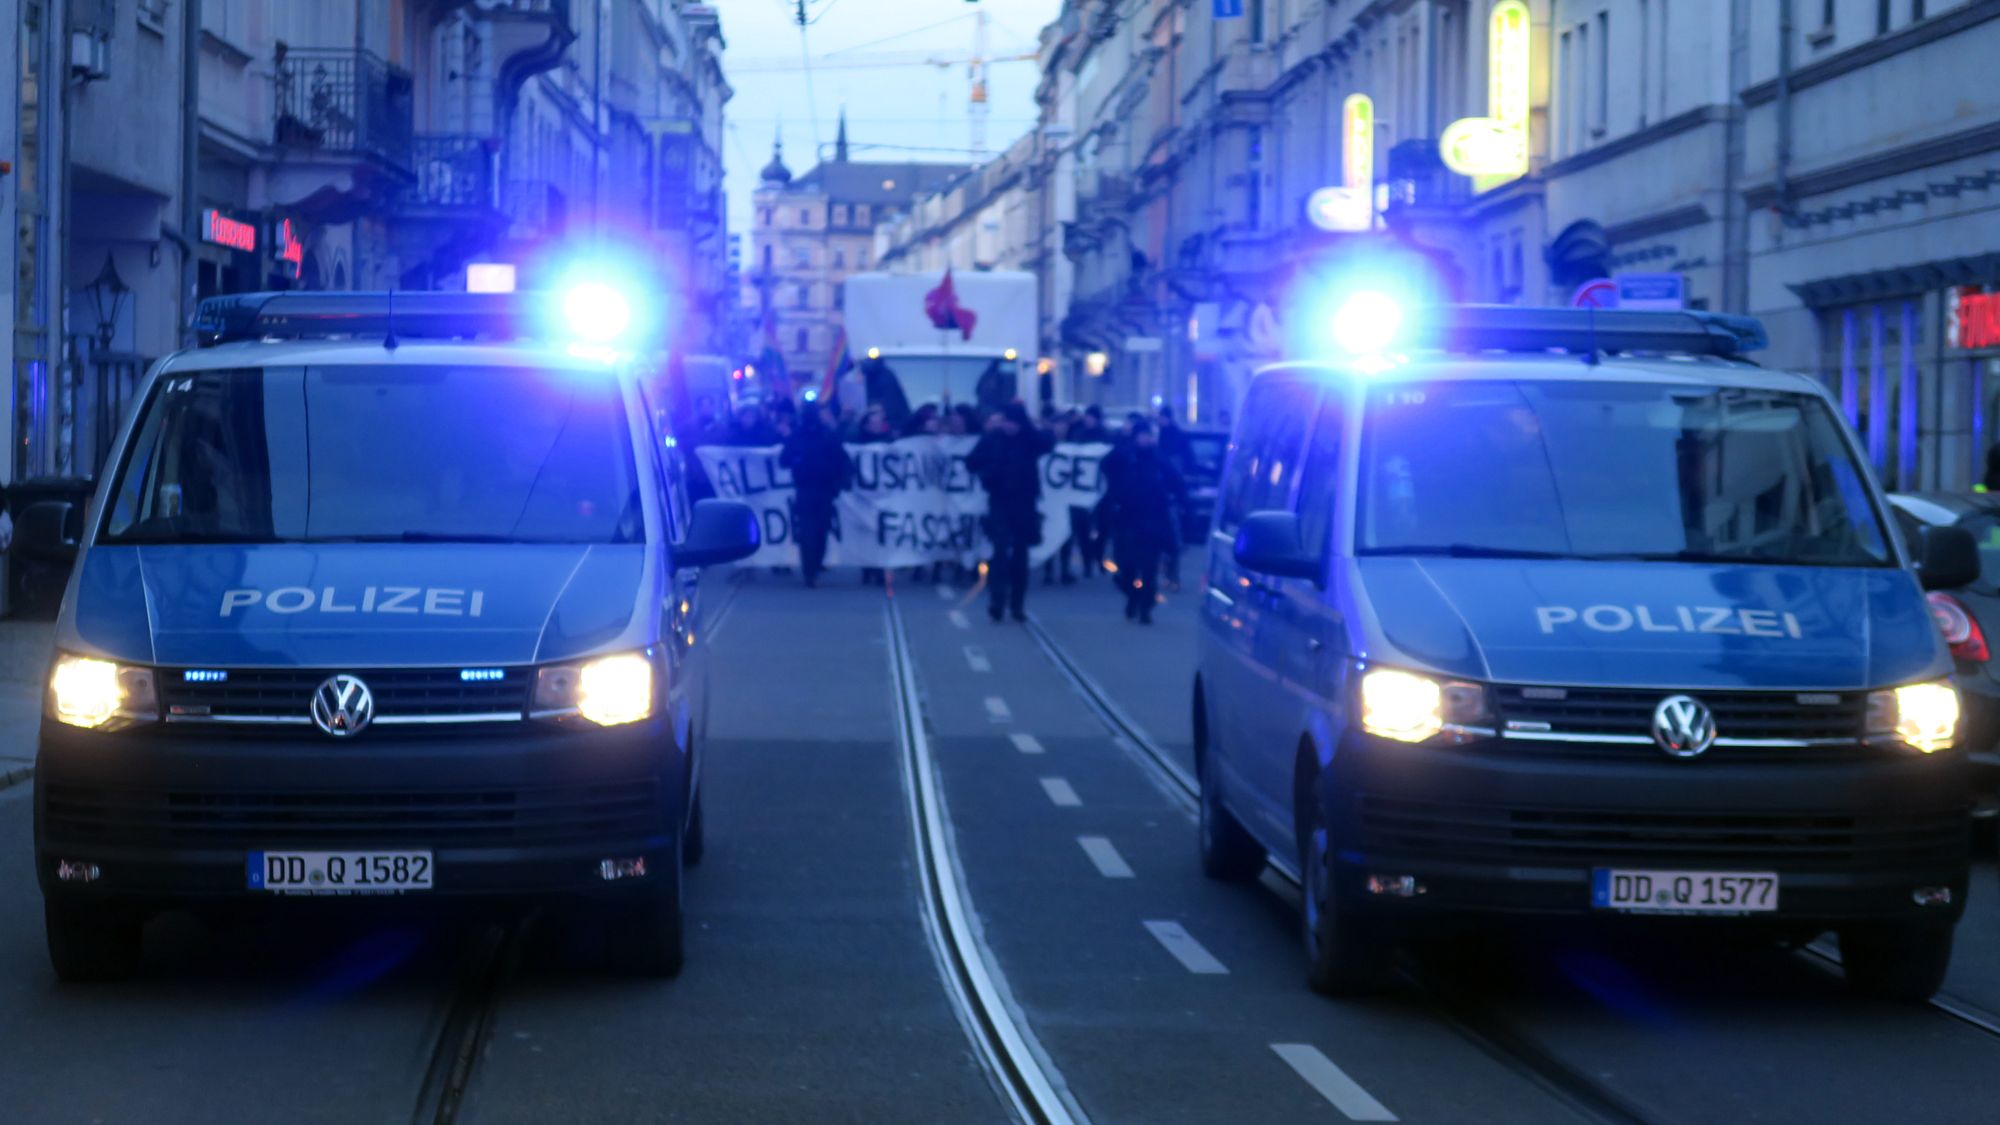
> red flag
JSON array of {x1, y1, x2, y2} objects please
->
[{"x1": 923, "y1": 268, "x2": 978, "y2": 341}]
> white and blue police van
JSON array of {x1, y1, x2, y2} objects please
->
[
  {"x1": 1194, "y1": 298, "x2": 1981, "y2": 1001},
  {"x1": 26, "y1": 288, "x2": 760, "y2": 980}
]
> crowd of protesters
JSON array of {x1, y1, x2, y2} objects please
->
[{"x1": 683, "y1": 393, "x2": 1195, "y2": 624}]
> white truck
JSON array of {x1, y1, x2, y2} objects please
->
[{"x1": 839, "y1": 269, "x2": 1037, "y2": 419}]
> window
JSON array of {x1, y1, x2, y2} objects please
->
[
  {"x1": 759, "y1": 207, "x2": 772, "y2": 227},
  {"x1": 799, "y1": 208, "x2": 812, "y2": 225},
  {"x1": 761, "y1": 245, "x2": 773, "y2": 271},
  {"x1": 1218, "y1": 380, "x2": 1317, "y2": 531},
  {"x1": 1558, "y1": 31, "x2": 1573, "y2": 155},
  {"x1": 1638, "y1": 0, "x2": 1649, "y2": 126},
  {"x1": 834, "y1": 285, "x2": 844, "y2": 311},
  {"x1": 1294, "y1": 399, "x2": 1344, "y2": 562},
  {"x1": 833, "y1": 250, "x2": 846, "y2": 270},
  {"x1": 1822, "y1": 0, "x2": 1836, "y2": 26},
  {"x1": 1658, "y1": 0, "x2": 1671, "y2": 117},
  {"x1": 857, "y1": 205, "x2": 871, "y2": 225},
  {"x1": 795, "y1": 285, "x2": 810, "y2": 309},
  {"x1": 795, "y1": 329, "x2": 809, "y2": 353},
  {"x1": 793, "y1": 247, "x2": 811, "y2": 268},
  {"x1": 137, "y1": 0, "x2": 170, "y2": 31},
  {"x1": 1913, "y1": 0, "x2": 1926, "y2": 19},
  {"x1": 833, "y1": 205, "x2": 849, "y2": 225},
  {"x1": 1576, "y1": 21, "x2": 1591, "y2": 145},
  {"x1": 1878, "y1": 0, "x2": 1891, "y2": 33},
  {"x1": 1594, "y1": 13, "x2": 1609, "y2": 135}
]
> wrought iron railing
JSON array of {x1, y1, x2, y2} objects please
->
[
  {"x1": 274, "y1": 48, "x2": 414, "y2": 168},
  {"x1": 407, "y1": 135, "x2": 497, "y2": 209}
]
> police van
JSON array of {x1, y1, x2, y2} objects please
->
[
  {"x1": 26, "y1": 289, "x2": 760, "y2": 980},
  {"x1": 1194, "y1": 300, "x2": 1980, "y2": 1001}
]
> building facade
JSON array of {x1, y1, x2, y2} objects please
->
[
  {"x1": 5, "y1": 0, "x2": 731, "y2": 485},
  {"x1": 976, "y1": 0, "x2": 2000, "y2": 490},
  {"x1": 745, "y1": 118, "x2": 968, "y2": 387}
]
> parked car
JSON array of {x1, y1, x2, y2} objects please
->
[
  {"x1": 1178, "y1": 429, "x2": 1229, "y2": 545},
  {"x1": 1887, "y1": 491, "x2": 2000, "y2": 816}
]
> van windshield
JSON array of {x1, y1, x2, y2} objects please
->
[
  {"x1": 100, "y1": 366, "x2": 642, "y2": 545},
  {"x1": 1357, "y1": 380, "x2": 1894, "y2": 567}
]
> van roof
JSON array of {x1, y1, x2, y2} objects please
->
[
  {"x1": 1257, "y1": 352, "x2": 1822, "y2": 395},
  {"x1": 158, "y1": 338, "x2": 637, "y2": 375}
]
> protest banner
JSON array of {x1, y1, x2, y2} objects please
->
[{"x1": 694, "y1": 436, "x2": 1113, "y2": 569}]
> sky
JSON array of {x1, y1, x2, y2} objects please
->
[{"x1": 716, "y1": 0, "x2": 1065, "y2": 239}]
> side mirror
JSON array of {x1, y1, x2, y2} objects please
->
[
  {"x1": 1233, "y1": 510, "x2": 1320, "y2": 583},
  {"x1": 674, "y1": 499, "x2": 761, "y2": 569},
  {"x1": 16, "y1": 500, "x2": 80, "y2": 564},
  {"x1": 1915, "y1": 524, "x2": 1979, "y2": 591}
]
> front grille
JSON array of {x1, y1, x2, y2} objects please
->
[
  {"x1": 1493, "y1": 685, "x2": 1870, "y2": 760},
  {"x1": 1356, "y1": 795, "x2": 1964, "y2": 871},
  {"x1": 159, "y1": 667, "x2": 532, "y2": 724},
  {"x1": 41, "y1": 780, "x2": 662, "y2": 848}
]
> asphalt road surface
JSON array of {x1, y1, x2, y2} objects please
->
[{"x1": 4, "y1": 566, "x2": 2000, "y2": 1123}]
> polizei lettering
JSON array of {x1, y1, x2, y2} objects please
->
[
  {"x1": 220, "y1": 587, "x2": 487, "y2": 618},
  {"x1": 1535, "y1": 605, "x2": 1804, "y2": 638}
]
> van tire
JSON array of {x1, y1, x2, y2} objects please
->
[
  {"x1": 604, "y1": 841, "x2": 686, "y2": 978},
  {"x1": 1198, "y1": 751, "x2": 1265, "y2": 883},
  {"x1": 1300, "y1": 785, "x2": 1390, "y2": 995},
  {"x1": 45, "y1": 901, "x2": 143, "y2": 983},
  {"x1": 683, "y1": 787, "x2": 706, "y2": 868},
  {"x1": 1840, "y1": 923, "x2": 1954, "y2": 1002}
]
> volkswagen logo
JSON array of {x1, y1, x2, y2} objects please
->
[
  {"x1": 310, "y1": 674, "x2": 376, "y2": 738},
  {"x1": 1651, "y1": 694, "x2": 1716, "y2": 758}
]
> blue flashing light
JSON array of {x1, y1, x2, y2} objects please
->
[
  {"x1": 561, "y1": 281, "x2": 634, "y2": 344},
  {"x1": 183, "y1": 669, "x2": 229, "y2": 684},
  {"x1": 459, "y1": 668, "x2": 506, "y2": 683},
  {"x1": 1330, "y1": 291, "x2": 1404, "y2": 357}
]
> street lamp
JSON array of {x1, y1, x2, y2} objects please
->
[{"x1": 84, "y1": 252, "x2": 129, "y2": 350}]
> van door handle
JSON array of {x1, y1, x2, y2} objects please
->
[
  {"x1": 1207, "y1": 588, "x2": 1235, "y2": 608},
  {"x1": 1306, "y1": 638, "x2": 1323, "y2": 653}
]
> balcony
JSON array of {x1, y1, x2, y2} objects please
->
[
  {"x1": 274, "y1": 48, "x2": 414, "y2": 170},
  {"x1": 405, "y1": 135, "x2": 498, "y2": 211}
]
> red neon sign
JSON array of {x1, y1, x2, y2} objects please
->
[
  {"x1": 1950, "y1": 287, "x2": 2000, "y2": 350},
  {"x1": 202, "y1": 209, "x2": 257, "y2": 252},
  {"x1": 274, "y1": 218, "x2": 304, "y2": 280}
]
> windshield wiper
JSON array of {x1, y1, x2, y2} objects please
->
[
  {"x1": 103, "y1": 531, "x2": 284, "y2": 546},
  {"x1": 1578, "y1": 549, "x2": 1883, "y2": 567},
  {"x1": 1359, "y1": 544, "x2": 1578, "y2": 560},
  {"x1": 313, "y1": 532, "x2": 557, "y2": 544}
]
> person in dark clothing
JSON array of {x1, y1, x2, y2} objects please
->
[
  {"x1": 1155, "y1": 405, "x2": 1194, "y2": 590},
  {"x1": 1068, "y1": 406, "x2": 1109, "y2": 444},
  {"x1": 1100, "y1": 420, "x2": 1186, "y2": 624},
  {"x1": 1983, "y1": 444, "x2": 2000, "y2": 493},
  {"x1": 965, "y1": 403, "x2": 1054, "y2": 622},
  {"x1": 778, "y1": 404, "x2": 852, "y2": 588},
  {"x1": 728, "y1": 401, "x2": 778, "y2": 446}
]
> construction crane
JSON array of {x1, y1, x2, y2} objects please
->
[{"x1": 730, "y1": 9, "x2": 1036, "y2": 158}]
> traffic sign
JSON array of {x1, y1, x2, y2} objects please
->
[
  {"x1": 1616, "y1": 272, "x2": 1686, "y2": 311},
  {"x1": 1571, "y1": 278, "x2": 1618, "y2": 309},
  {"x1": 1213, "y1": 0, "x2": 1245, "y2": 18}
]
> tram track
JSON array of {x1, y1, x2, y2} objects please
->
[
  {"x1": 411, "y1": 918, "x2": 526, "y2": 1125},
  {"x1": 1021, "y1": 611, "x2": 1665, "y2": 1125}
]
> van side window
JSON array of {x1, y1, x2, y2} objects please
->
[
  {"x1": 1294, "y1": 398, "x2": 1343, "y2": 560},
  {"x1": 1240, "y1": 382, "x2": 1318, "y2": 516},
  {"x1": 1220, "y1": 381, "x2": 1316, "y2": 532}
]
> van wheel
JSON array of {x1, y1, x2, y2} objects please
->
[
  {"x1": 604, "y1": 842, "x2": 686, "y2": 978},
  {"x1": 1300, "y1": 794, "x2": 1390, "y2": 995},
  {"x1": 1840, "y1": 923, "x2": 1954, "y2": 1002},
  {"x1": 1198, "y1": 752, "x2": 1265, "y2": 882},
  {"x1": 683, "y1": 787, "x2": 706, "y2": 868},
  {"x1": 45, "y1": 901, "x2": 143, "y2": 983}
]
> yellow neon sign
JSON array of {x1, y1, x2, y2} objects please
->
[
  {"x1": 1442, "y1": 0, "x2": 1531, "y2": 185},
  {"x1": 1342, "y1": 94, "x2": 1374, "y2": 191}
]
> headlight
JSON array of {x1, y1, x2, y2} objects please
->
[
  {"x1": 533, "y1": 650, "x2": 657, "y2": 727},
  {"x1": 47, "y1": 654, "x2": 158, "y2": 730},
  {"x1": 1866, "y1": 679, "x2": 1959, "y2": 754},
  {"x1": 1358, "y1": 667, "x2": 1489, "y2": 744}
]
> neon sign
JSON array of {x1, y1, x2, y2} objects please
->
[
  {"x1": 274, "y1": 218, "x2": 304, "y2": 279},
  {"x1": 1343, "y1": 94, "x2": 1373, "y2": 192},
  {"x1": 1440, "y1": 0, "x2": 1531, "y2": 185},
  {"x1": 202, "y1": 209, "x2": 257, "y2": 252}
]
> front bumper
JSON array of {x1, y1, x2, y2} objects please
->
[
  {"x1": 1325, "y1": 730, "x2": 1970, "y2": 927},
  {"x1": 34, "y1": 716, "x2": 686, "y2": 907}
]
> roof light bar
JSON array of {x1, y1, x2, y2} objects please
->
[
  {"x1": 1411, "y1": 305, "x2": 1768, "y2": 358},
  {"x1": 192, "y1": 292, "x2": 530, "y2": 348}
]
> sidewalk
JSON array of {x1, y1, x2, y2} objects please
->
[{"x1": 0, "y1": 620, "x2": 52, "y2": 788}]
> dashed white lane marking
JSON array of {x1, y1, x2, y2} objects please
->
[
  {"x1": 948, "y1": 610, "x2": 970, "y2": 630},
  {"x1": 1077, "y1": 836, "x2": 1134, "y2": 878},
  {"x1": 1039, "y1": 777, "x2": 1081, "y2": 807},
  {"x1": 1142, "y1": 920, "x2": 1228, "y2": 974},
  {"x1": 1270, "y1": 1044, "x2": 1397, "y2": 1121},
  {"x1": 964, "y1": 646, "x2": 992, "y2": 673},
  {"x1": 936, "y1": 584, "x2": 955, "y2": 600},
  {"x1": 984, "y1": 696, "x2": 1012, "y2": 722},
  {"x1": 1009, "y1": 732, "x2": 1045, "y2": 755}
]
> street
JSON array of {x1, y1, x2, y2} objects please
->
[{"x1": 5, "y1": 567, "x2": 2000, "y2": 1123}]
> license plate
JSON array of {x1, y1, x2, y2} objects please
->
[
  {"x1": 1591, "y1": 869, "x2": 1777, "y2": 914},
  {"x1": 248, "y1": 851, "x2": 433, "y2": 895}
]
